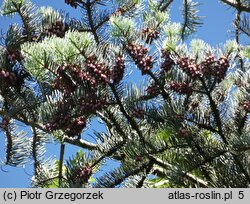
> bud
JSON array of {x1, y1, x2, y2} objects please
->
[
  {"x1": 65, "y1": 116, "x2": 86, "y2": 137},
  {"x1": 6, "y1": 48, "x2": 23, "y2": 62},
  {"x1": 200, "y1": 54, "x2": 215, "y2": 77},
  {"x1": 145, "y1": 84, "x2": 161, "y2": 96},
  {"x1": 177, "y1": 127, "x2": 190, "y2": 137},
  {"x1": 135, "y1": 155, "x2": 143, "y2": 162},
  {"x1": 65, "y1": 0, "x2": 78, "y2": 8},
  {"x1": 214, "y1": 56, "x2": 229, "y2": 82},
  {"x1": 1, "y1": 117, "x2": 10, "y2": 130},
  {"x1": 142, "y1": 28, "x2": 159, "y2": 44},
  {"x1": 0, "y1": 69, "x2": 17, "y2": 87},
  {"x1": 72, "y1": 166, "x2": 93, "y2": 185},
  {"x1": 132, "y1": 108, "x2": 145, "y2": 119},
  {"x1": 161, "y1": 50, "x2": 175, "y2": 71},
  {"x1": 113, "y1": 7, "x2": 124, "y2": 16},
  {"x1": 175, "y1": 114, "x2": 184, "y2": 121},
  {"x1": 169, "y1": 82, "x2": 193, "y2": 95},
  {"x1": 242, "y1": 101, "x2": 250, "y2": 112}
]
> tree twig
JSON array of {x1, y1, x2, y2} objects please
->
[
  {"x1": 86, "y1": 0, "x2": 100, "y2": 44},
  {"x1": 58, "y1": 143, "x2": 65, "y2": 187},
  {"x1": 63, "y1": 136, "x2": 97, "y2": 150},
  {"x1": 220, "y1": 0, "x2": 250, "y2": 13},
  {"x1": 199, "y1": 77, "x2": 250, "y2": 184},
  {"x1": 31, "y1": 125, "x2": 39, "y2": 176},
  {"x1": 159, "y1": 0, "x2": 174, "y2": 12},
  {"x1": 149, "y1": 155, "x2": 208, "y2": 187}
]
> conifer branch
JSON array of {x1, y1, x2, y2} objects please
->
[
  {"x1": 124, "y1": 45, "x2": 172, "y2": 104},
  {"x1": 9, "y1": 0, "x2": 37, "y2": 41},
  {"x1": 187, "y1": 150, "x2": 228, "y2": 174},
  {"x1": 31, "y1": 125, "x2": 39, "y2": 176},
  {"x1": 238, "y1": 14, "x2": 250, "y2": 36},
  {"x1": 182, "y1": 0, "x2": 189, "y2": 40},
  {"x1": 136, "y1": 161, "x2": 153, "y2": 188},
  {"x1": 187, "y1": 136, "x2": 214, "y2": 182},
  {"x1": 199, "y1": 77, "x2": 226, "y2": 142},
  {"x1": 5, "y1": 128, "x2": 13, "y2": 165},
  {"x1": 235, "y1": 3, "x2": 242, "y2": 44},
  {"x1": 181, "y1": 0, "x2": 202, "y2": 40},
  {"x1": 234, "y1": 0, "x2": 244, "y2": 69},
  {"x1": 158, "y1": 0, "x2": 174, "y2": 12},
  {"x1": 186, "y1": 118, "x2": 219, "y2": 134},
  {"x1": 220, "y1": 0, "x2": 250, "y2": 13},
  {"x1": 58, "y1": 143, "x2": 65, "y2": 187},
  {"x1": 149, "y1": 155, "x2": 209, "y2": 187},
  {"x1": 146, "y1": 70, "x2": 171, "y2": 102},
  {"x1": 36, "y1": 176, "x2": 61, "y2": 186},
  {"x1": 103, "y1": 110, "x2": 128, "y2": 140},
  {"x1": 199, "y1": 78, "x2": 250, "y2": 183},
  {"x1": 86, "y1": 0, "x2": 100, "y2": 44},
  {"x1": 109, "y1": 84, "x2": 150, "y2": 149},
  {"x1": 1, "y1": 109, "x2": 98, "y2": 151},
  {"x1": 95, "y1": 161, "x2": 152, "y2": 188},
  {"x1": 63, "y1": 137, "x2": 97, "y2": 150},
  {"x1": 90, "y1": 139, "x2": 126, "y2": 168}
]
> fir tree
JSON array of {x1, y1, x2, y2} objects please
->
[{"x1": 0, "y1": 0, "x2": 249, "y2": 188}]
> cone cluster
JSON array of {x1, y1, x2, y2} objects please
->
[
  {"x1": 127, "y1": 43, "x2": 153, "y2": 75},
  {"x1": 177, "y1": 127, "x2": 190, "y2": 137},
  {"x1": 85, "y1": 56, "x2": 112, "y2": 86},
  {"x1": 45, "y1": 104, "x2": 87, "y2": 137},
  {"x1": 113, "y1": 55, "x2": 125, "y2": 84},
  {"x1": 53, "y1": 65, "x2": 77, "y2": 96},
  {"x1": 113, "y1": 7, "x2": 124, "y2": 16},
  {"x1": 6, "y1": 48, "x2": 23, "y2": 62},
  {"x1": 44, "y1": 21, "x2": 69, "y2": 38},
  {"x1": 200, "y1": 55, "x2": 230, "y2": 82},
  {"x1": 0, "y1": 117, "x2": 10, "y2": 130},
  {"x1": 65, "y1": 0, "x2": 78, "y2": 8},
  {"x1": 169, "y1": 81, "x2": 193, "y2": 95},
  {"x1": 145, "y1": 84, "x2": 161, "y2": 96},
  {"x1": 71, "y1": 166, "x2": 93, "y2": 185},
  {"x1": 78, "y1": 95, "x2": 106, "y2": 114},
  {"x1": 132, "y1": 108, "x2": 145, "y2": 119},
  {"x1": 161, "y1": 49, "x2": 175, "y2": 71},
  {"x1": 242, "y1": 101, "x2": 250, "y2": 112},
  {"x1": 142, "y1": 28, "x2": 159, "y2": 43},
  {"x1": 177, "y1": 57, "x2": 200, "y2": 78},
  {"x1": 0, "y1": 70, "x2": 17, "y2": 87}
]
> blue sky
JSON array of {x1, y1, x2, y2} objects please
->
[{"x1": 0, "y1": 0, "x2": 247, "y2": 187}]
